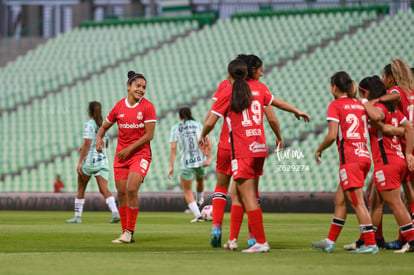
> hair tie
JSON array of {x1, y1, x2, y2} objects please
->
[
  {"x1": 358, "y1": 86, "x2": 369, "y2": 93},
  {"x1": 128, "y1": 74, "x2": 146, "y2": 84}
]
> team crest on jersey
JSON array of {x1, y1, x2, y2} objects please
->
[
  {"x1": 137, "y1": 112, "x2": 143, "y2": 120},
  {"x1": 140, "y1": 159, "x2": 149, "y2": 172}
]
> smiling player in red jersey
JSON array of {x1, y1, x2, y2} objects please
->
[{"x1": 96, "y1": 71, "x2": 156, "y2": 244}]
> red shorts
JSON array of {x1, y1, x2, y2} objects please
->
[
  {"x1": 216, "y1": 147, "x2": 232, "y2": 176},
  {"x1": 231, "y1": 157, "x2": 265, "y2": 180},
  {"x1": 374, "y1": 158, "x2": 406, "y2": 191},
  {"x1": 339, "y1": 160, "x2": 371, "y2": 191},
  {"x1": 404, "y1": 169, "x2": 414, "y2": 182},
  {"x1": 113, "y1": 153, "x2": 151, "y2": 181}
]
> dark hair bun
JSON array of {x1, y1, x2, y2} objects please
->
[{"x1": 128, "y1": 71, "x2": 136, "y2": 79}]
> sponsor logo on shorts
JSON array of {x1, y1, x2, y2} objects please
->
[
  {"x1": 140, "y1": 159, "x2": 149, "y2": 172},
  {"x1": 340, "y1": 168, "x2": 348, "y2": 185},
  {"x1": 375, "y1": 170, "x2": 386, "y2": 186},
  {"x1": 231, "y1": 159, "x2": 238, "y2": 174},
  {"x1": 249, "y1": 142, "x2": 266, "y2": 153},
  {"x1": 119, "y1": 122, "x2": 144, "y2": 129}
]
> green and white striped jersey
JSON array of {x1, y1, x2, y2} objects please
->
[
  {"x1": 169, "y1": 120, "x2": 206, "y2": 169},
  {"x1": 82, "y1": 119, "x2": 108, "y2": 168}
]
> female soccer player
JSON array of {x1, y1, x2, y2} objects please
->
[
  {"x1": 200, "y1": 59, "x2": 309, "y2": 253},
  {"x1": 371, "y1": 59, "x2": 414, "y2": 250},
  {"x1": 66, "y1": 101, "x2": 120, "y2": 224},
  {"x1": 312, "y1": 71, "x2": 379, "y2": 254},
  {"x1": 96, "y1": 71, "x2": 156, "y2": 243},
  {"x1": 168, "y1": 106, "x2": 212, "y2": 222},
  {"x1": 208, "y1": 54, "x2": 306, "y2": 249},
  {"x1": 361, "y1": 76, "x2": 414, "y2": 253}
]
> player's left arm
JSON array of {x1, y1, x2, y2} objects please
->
[
  {"x1": 263, "y1": 106, "x2": 283, "y2": 151},
  {"x1": 168, "y1": 141, "x2": 177, "y2": 179},
  {"x1": 116, "y1": 122, "x2": 156, "y2": 161},
  {"x1": 270, "y1": 97, "x2": 310, "y2": 122}
]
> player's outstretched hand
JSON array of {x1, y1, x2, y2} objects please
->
[
  {"x1": 406, "y1": 154, "x2": 414, "y2": 171},
  {"x1": 167, "y1": 168, "x2": 174, "y2": 180},
  {"x1": 96, "y1": 138, "x2": 104, "y2": 153},
  {"x1": 295, "y1": 111, "x2": 310, "y2": 122},
  {"x1": 315, "y1": 151, "x2": 322, "y2": 164},
  {"x1": 275, "y1": 140, "x2": 283, "y2": 153}
]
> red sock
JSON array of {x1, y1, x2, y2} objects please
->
[
  {"x1": 119, "y1": 206, "x2": 127, "y2": 233},
  {"x1": 126, "y1": 206, "x2": 139, "y2": 232},
  {"x1": 410, "y1": 202, "x2": 414, "y2": 218},
  {"x1": 400, "y1": 223, "x2": 414, "y2": 242},
  {"x1": 212, "y1": 186, "x2": 228, "y2": 229},
  {"x1": 247, "y1": 208, "x2": 266, "y2": 244},
  {"x1": 361, "y1": 224, "x2": 376, "y2": 246},
  {"x1": 327, "y1": 217, "x2": 345, "y2": 242},
  {"x1": 375, "y1": 219, "x2": 383, "y2": 240},
  {"x1": 229, "y1": 205, "x2": 244, "y2": 240}
]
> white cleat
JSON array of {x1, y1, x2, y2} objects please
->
[
  {"x1": 223, "y1": 239, "x2": 238, "y2": 251},
  {"x1": 111, "y1": 234, "x2": 123, "y2": 244},
  {"x1": 241, "y1": 241, "x2": 270, "y2": 253},
  {"x1": 190, "y1": 216, "x2": 204, "y2": 223},
  {"x1": 119, "y1": 230, "x2": 133, "y2": 243}
]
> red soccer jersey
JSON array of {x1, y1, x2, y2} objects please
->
[
  {"x1": 106, "y1": 97, "x2": 157, "y2": 156},
  {"x1": 388, "y1": 86, "x2": 414, "y2": 122},
  {"x1": 212, "y1": 81, "x2": 273, "y2": 159},
  {"x1": 369, "y1": 103, "x2": 406, "y2": 166},
  {"x1": 213, "y1": 80, "x2": 232, "y2": 150},
  {"x1": 326, "y1": 96, "x2": 371, "y2": 164}
]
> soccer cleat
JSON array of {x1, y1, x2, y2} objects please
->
[
  {"x1": 190, "y1": 216, "x2": 204, "y2": 223},
  {"x1": 343, "y1": 239, "x2": 364, "y2": 251},
  {"x1": 66, "y1": 216, "x2": 82, "y2": 224},
  {"x1": 241, "y1": 242, "x2": 270, "y2": 253},
  {"x1": 119, "y1": 229, "x2": 133, "y2": 243},
  {"x1": 112, "y1": 233, "x2": 135, "y2": 244},
  {"x1": 210, "y1": 227, "x2": 222, "y2": 248},
  {"x1": 111, "y1": 234, "x2": 123, "y2": 244},
  {"x1": 247, "y1": 238, "x2": 256, "y2": 248},
  {"x1": 109, "y1": 212, "x2": 120, "y2": 224},
  {"x1": 384, "y1": 239, "x2": 405, "y2": 250},
  {"x1": 349, "y1": 245, "x2": 379, "y2": 254},
  {"x1": 223, "y1": 239, "x2": 238, "y2": 251},
  {"x1": 394, "y1": 242, "x2": 413, "y2": 253},
  {"x1": 312, "y1": 239, "x2": 335, "y2": 253}
]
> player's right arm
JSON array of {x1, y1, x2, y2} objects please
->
[
  {"x1": 270, "y1": 97, "x2": 310, "y2": 122},
  {"x1": 315, "y1": 120, "x2": 338, "y2": 164},
  {"x1": 96, "y1": 120, "x2": 113, "y2": 153}
]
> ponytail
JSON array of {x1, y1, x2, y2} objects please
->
[
  {"x1": 88, "y1": 101, "x2": 103, "y2": 127},
  {"x1": 228, "y1": 59, "x2": 251, "y2": 113}
]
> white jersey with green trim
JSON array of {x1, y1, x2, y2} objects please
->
[
  {"x1": 169, "y1": 120, "x2": 206, "y2": 169},
  {"x1": 82, "y1": 119, "x2": 108, "y2": 167}
]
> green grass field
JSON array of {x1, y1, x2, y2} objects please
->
[{"x1": 0, "y1": 211, "x2": 412, "y2": 274}]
